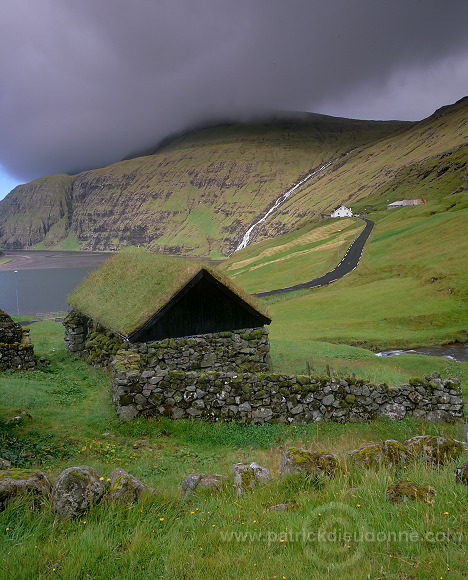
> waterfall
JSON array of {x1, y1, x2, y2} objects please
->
[{"x1": 232, "y1": 157, "x2": 337, "y2": 254}]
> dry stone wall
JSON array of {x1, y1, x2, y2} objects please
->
[
  {"x1": 64, "y1": 311, "x2": 465, "y2": 425},
  {"x1": 0, "y1": 310, "x2": 35, "y2": 371},
  {"x1": 0, "y1": 342, "x2": 35, "y2": 371},
  {"x1": 111, "y1": 353, "x2": 465, "y2": 424},
  {"x1": 63, "y1": 310, "x2": 271, "y2": 373}
]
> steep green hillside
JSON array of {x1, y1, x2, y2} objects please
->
[
  {"x1": 0, "y1": 98, "x2": 465, "y2": 257},
  {"x1": 0, "y1": 114, "x2": 411, "y2": 256},
  {"x1": 255, "y1": 97, "x2": 467, "y2": 239}
]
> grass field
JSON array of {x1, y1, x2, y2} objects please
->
[{"x1": 0, "y1": 321, "x2": 467, "y2": 580}]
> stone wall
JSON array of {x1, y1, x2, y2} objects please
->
[
  {"x1": 111, "y1": 353, "x2": 465, "y2": 423},
  {"x1": 0, "y1": 342, "x2": 35, "y2": 371},
  {"x1": 0, "y1": 310, "x2": 35, "y2": 371},
  {"x1": 63, "y1": 310, "x2": 271, "y2": 373}
]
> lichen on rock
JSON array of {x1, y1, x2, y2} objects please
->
[
  {"x1": 404, "y1": 435, "x2": 463, "y2": 465},
  {"x1": 280, "y1": 447, "x2": 341, "y2": 478},
  {"x1": 51, "y1": 465, "x2": 107, "y2": 518},
  {"x1": 0, "y1": 468, "x2": 51, "y2": 505},
  {"x1": 233, "y1": 462, "x2": 272, "y2": 496},
  {"x1": 105, "y1": 468, "x2": 157, "y2": 503}
]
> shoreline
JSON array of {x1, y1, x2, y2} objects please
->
[{"x1": 0, "y1": 249, "x2": 113, "y2": 271}]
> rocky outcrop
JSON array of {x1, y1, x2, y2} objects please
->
[
  {"x1": 280, "y1": 448, "x2": 341, "y2": 478},
  {"x1": 233, "y1": 462, "x2": 272, "y2": 496},
  {"x1": 346, "y1": 440, "x2": 411, "y2": 468},
  {"x1": 404, "y1": 435, "x2": 463, "y2": 465},
  {"x1": 105, "y1": 468, "x2": 156, "y2": 503},
  {"x1": 181, "y1": 473, "x2": 227, "y2": 498}
]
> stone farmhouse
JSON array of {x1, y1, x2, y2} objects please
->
[
  {"x1": 62, "y1": 250, "x2": 464, "y2": 425},
  {"x1": 64, "y1": 250, "x2": 272, "y2": 373}
]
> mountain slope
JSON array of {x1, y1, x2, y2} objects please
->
[
  {"x1": 0, "y1": 113, "x2": 411, "y2": 256},
  {"x1": 0, "y1": 98, "x2": 466, "y2": 257}
]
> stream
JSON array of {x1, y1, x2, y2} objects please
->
[{"x1": 375, "y1": 344, "x2": 468, "y2": 362}]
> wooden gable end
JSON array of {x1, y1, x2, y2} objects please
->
[{"x1": 128, "y1": 269, "x2": 271, "y2": 342}]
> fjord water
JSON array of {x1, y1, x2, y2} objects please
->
[{"x1": 0, "y1": 266, "x2": 96, "y2": 316}]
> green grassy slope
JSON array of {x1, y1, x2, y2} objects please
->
[
  {"x1": 255, "y1": 97, "x2": 467, "y2": 240},
  {"x1": 1, "y1": 99, "x2": 465, "y2": 258},
  {"x1": 66, "y1": 115, "x2": 410, "y2": 256},
  {"x1": 0, "y1": 174, "x2": 73, "y2": 249},
  {"x1": 219, "y1": 200, "x2": 467, "y2": 364}
]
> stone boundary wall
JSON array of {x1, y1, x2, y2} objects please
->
[
  {"x1": 111, "y1": 354, "x2": 465, "y2": 423},
  {"x1": 64, "y1": 310, "x2": 271, "y2": 373},
  {"x1": 0, "y1": 342, "x2": 35, "y2": 371}
]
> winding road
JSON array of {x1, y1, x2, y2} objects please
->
[{"x1": 253, "y1": 217, "x2": 374, "y2": 297}]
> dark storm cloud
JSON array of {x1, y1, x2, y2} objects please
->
[{"x1": 1, "y1": 0, "x2": 467, "y2": 181}]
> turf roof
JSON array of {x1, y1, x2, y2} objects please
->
[{"x1": 67, "y1": 249, "x2": 270, "y2": 337}]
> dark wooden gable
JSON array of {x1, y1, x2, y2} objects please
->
[{"x1": 128, "y1": 269, "x2": 271, "y2": 342}]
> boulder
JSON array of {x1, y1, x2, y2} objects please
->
[
  {"x1": 346, "y1": 444, "x2": 385, "y2": 468},
  {"x1": 404, "y1": 435, "x2": 463, "y2": 465},
  {"x1": 0, "y1": 457, "x2": 12, "y2": 469},
  {"x1": 379, "y1": 403, "x2": 406, "y2": 421},
  {"x1": 386, "y1": 481, "x2": 436, "y2": 503},
  {"x1": 233, "y1": 462, "x2": 272, "y2": 496},
  {"x1": 105, "y1": 468, "x2": 156, "y2": 503},
  {"x1": 51, "y1": 465, "x2": 107, "y2": 518},
  {"x1": 382, "y1": 439, "x2": 412, "y2": 465},
  {"x1": 280, "y1": 447, "x2": 340, "y2": 478},
  {"x1": 181, "y1": 473, "x2": 227, "y2": 498},
  {"x1": 0, "y1": 468, "x2": 51, "y2": 504},
  {"x1": 455, "y1": 465, "x2": 468, "y2": 485}
]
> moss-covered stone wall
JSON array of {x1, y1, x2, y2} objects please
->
[
  {"x1": 111, "y1": 356, "x2": 465, "y2": 424},
  {"x1": 0, "y1": 309, "x2": 35, "y2": 371},
  {"x1": 63, "y1": 310, "x2": 271, "y2": 373},
  {"x1": 0, "y1": 342, "x2": 35, "y2": 371}
]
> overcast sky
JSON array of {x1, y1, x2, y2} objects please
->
[{"x1": 0, "y1": 0, "x2": 467, "y2": 200}]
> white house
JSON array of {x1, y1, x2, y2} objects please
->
[{"x1": 330, "y1": 205, "x2": 353, "y2": 218}]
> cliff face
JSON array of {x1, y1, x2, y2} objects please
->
[
  {"x1": 0, "y1": 100, "x2": 465, "y2": 257},
  {"x1": 0, "y1": 174, "x2": 73, "y2": 249}
]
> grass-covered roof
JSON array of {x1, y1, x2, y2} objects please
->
[{"x1": 68, "y1": 249, "x2": 270, "y2": 337}]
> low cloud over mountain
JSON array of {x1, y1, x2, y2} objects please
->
[{"x1": 1, "y1": 0, "x2": 467, "y2": 181}]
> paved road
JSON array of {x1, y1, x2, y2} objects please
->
[{"x1": 253, "y1": 218, "x2": 374, "y2": 297}]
